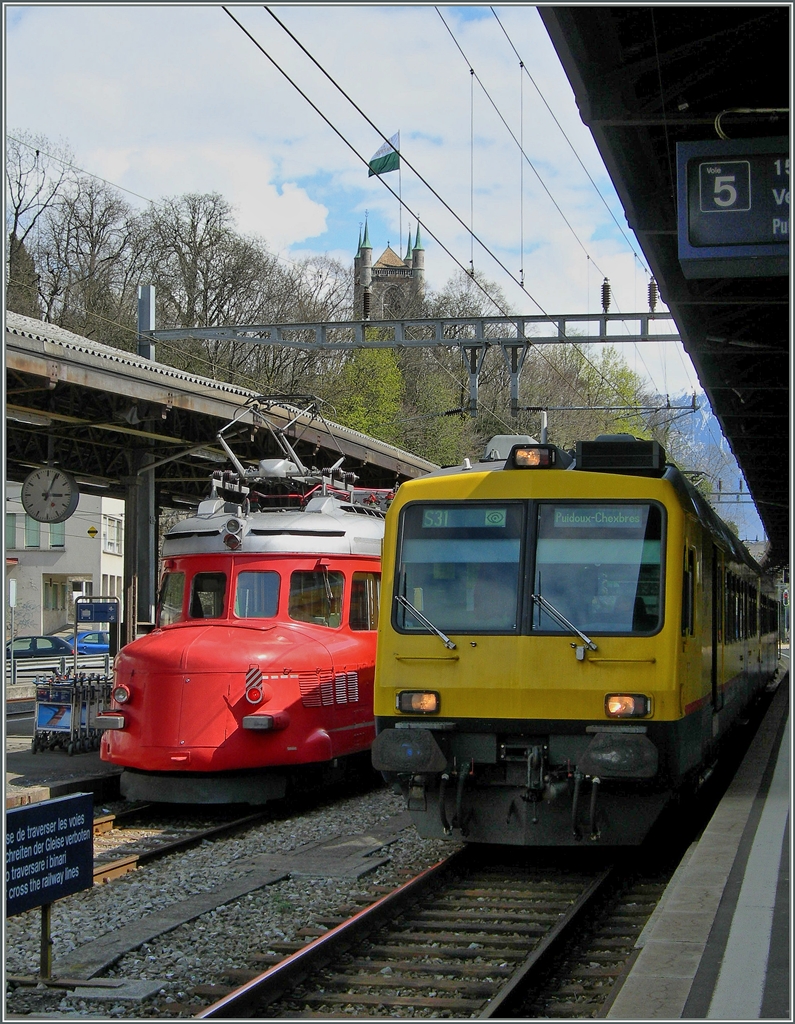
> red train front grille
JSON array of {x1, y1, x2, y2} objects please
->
[{"x1": 298, "y1": 670, "x2": 359, "y2": 708}]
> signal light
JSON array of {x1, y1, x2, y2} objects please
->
[
  {"x1": 112, "y1": 683, "x2": 132, "y2": 705},
  {"x1": 396, "y1": 690, "x2": 440, "y2": 714},
  {"x1": 605, "y1": 693, "x2": 652, "y2": 718}
]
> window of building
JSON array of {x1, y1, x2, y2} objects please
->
[
  {"x1": 25, "y1": 516, "x2": 41, "y2": 548},
  {"x1": 102, "y1": 574, "x2": 109, "y2": 595},
  {"x1": 6, "y1": 513, "x2": 18, "y2": 550},
  {"x1": 43, "y1": 580, "x2": 67, "y2": 611},
  {"x1": 102, "y1": 516, "x2": 123, "y2": 554},
  {"x1": 49, "y1": 521, "x2": 65, "y2": 548}
]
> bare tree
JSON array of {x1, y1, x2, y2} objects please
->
[{"x1": 5, "y1": 131, "x2": 74, "y2": 316}]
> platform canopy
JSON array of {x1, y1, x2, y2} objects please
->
[{"x1": 540, "y1": 6, "x2": 790, "y2": 569}]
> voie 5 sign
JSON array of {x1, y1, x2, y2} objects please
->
[{"x1": 677, "y1": 136, "x2": 788, "y2": 278}]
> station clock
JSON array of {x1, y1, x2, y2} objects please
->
[{"x1": 20, "y1": 467, "x2": 80, "y2": 524}]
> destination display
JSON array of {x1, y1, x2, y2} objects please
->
[
  {"x1": 6, "y1": 793, "x2": 93, "y2": 916},
  {"x1": 421, "y1": 507, "x2": 508, "y2": 529},
  {"x1": 677, "y1": 137, "x2": 788, "y2": 278}
]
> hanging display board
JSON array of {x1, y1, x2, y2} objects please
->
[{"x1": 677, "y1": 136, "x2": 788, "y2": 278}]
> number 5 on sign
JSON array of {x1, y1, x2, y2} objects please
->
[{"x1": 699, "y1": 161, "x2": 751, "y2": 212}]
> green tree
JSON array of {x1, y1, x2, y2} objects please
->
[{"x1": 328, "y1": 349, "x2": 404, "y2": 445}]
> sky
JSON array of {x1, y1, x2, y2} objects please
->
[
  {"x1": 4, "y1": 4, "x2": 703, "y2": 391},
  {"x1": 4, "y1": 3, "x2": 762, "y2": 537}
]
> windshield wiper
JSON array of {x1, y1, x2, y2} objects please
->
[
  {"x1": 395, "y1": 594, "x2": 457, "y2": 650},
  {"x1": 532, "y1": 593, "x2": 597, "y2": 651}
]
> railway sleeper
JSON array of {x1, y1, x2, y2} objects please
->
[
  {"x1": 365, "y1": 943, "x2": 529, "y2": 960},
  {"x1": 293, "y1": 991, "x2": 485, "y2": 1010},
  {"x1": 344, "y1": 958, "x2": 515, "y2": 978},
  {"x1": 325, "y1": 973, "x2": 496, "y2": 996}
]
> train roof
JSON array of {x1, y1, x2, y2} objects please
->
[{"x1": 162, "y1": 493, "x2": 384, "y2": 558}]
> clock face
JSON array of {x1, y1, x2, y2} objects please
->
[{"x1": 21, "y1": 468, "x2": 79, "y2": 524}]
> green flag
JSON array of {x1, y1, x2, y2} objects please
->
[{"x1": 368, "y1": 132, "x2": 400, "y2": 177}]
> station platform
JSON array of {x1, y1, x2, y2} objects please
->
[
  {"x1": 607, "y1": 662, "x2": 790, "y2": 1020},
  {"x1": 5, "y1": 686, "x2": 122, "y2": 808}
]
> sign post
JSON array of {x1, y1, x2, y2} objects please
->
[{"x1": 9, "y1": 578, "x2": 17, "y2": 685}]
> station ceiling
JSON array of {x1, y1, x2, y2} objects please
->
[
  {"x1": 5, "y1": 312, "x2": 437, "y2": 508},
  {"x1": 540, "y1": 6, "x2": 790, "y2": 570}
]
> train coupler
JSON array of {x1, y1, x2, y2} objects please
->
[{"x1": 407, "y1": 776, "x2": 427, "y2": 812}]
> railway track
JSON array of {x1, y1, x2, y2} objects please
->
[
  {"x1": 196, "y1": 849, "x2": 616, "y2": 1019},
  {"x1": 91, "y1": 805, "x2": 271, "y2": 884}
]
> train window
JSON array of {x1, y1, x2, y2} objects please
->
[
  {"x1": 158, "y1": 572, "x2": 185, "y2": 626},
  {"x1": 234, "y1": 571, "x2": 279, "y2": 619},
  {"x1": 533, "y1": 503, "x2": 663, "y2": 635},
  {"x1": 189, "y1": 572, "x2": 226, "y2": 619},
  {"x1": 289, "y1": 570, "x2": 344, "y2": 628},
  {"x1": 396, "y1": 502, "x2": 524, "y2": 634},
  {"x1": 350, "y1": 572, "x2": 381, "y2": 630}
]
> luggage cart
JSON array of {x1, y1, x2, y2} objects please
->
[
  {"x1": 32, "y1": 674, "x2": 82, "y2": 754},
  {"x1": 32, "y1": 671, "x2": 111, "y2": 754}
]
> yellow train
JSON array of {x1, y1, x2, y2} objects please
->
[{"x1": 372, "y1": 435, "x2": 779, "y2": 845}]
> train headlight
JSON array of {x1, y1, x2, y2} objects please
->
[
  {"x1": 112, "y1": 683, "x2": 132, "y2": 705},
  {"x1": 507, "y1": 444, "x2": 571, "y2": 469},
  {"x1": 396, "y1": 690, "x2": 439, "y2": 714},
  {"x1": 605, "y1": 693, "x2": 652, "y2": 718}
]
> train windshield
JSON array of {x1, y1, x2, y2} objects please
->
[
  {"x1": 235, "y1": 571, "x2": 280, "y2": 618},
  {"x1": 289, "y1": 570, "x2": 344, "y2": 628},
  {"x1": 189, "y1": 572, "x2": 227, "y2": 619},
  {"x1": 396, "y1": 503, "x2": 524, "y2": 633},
  {"x1": 533, "y1": 503, "x2": 662, "y2": 634},
  {"x1": 158, "y1": 572, "x2": 185, "y2": 626}
]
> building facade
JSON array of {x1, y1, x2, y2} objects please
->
[{"x1": 5, "y1": 484, "x2": 124, "y2": 636}]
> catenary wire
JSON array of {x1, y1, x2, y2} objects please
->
[
  {"x1": 251, "y1": 6, "x2": 643, "y2": 416},
  {"x1": 439, "y1": 7, "x2": 672, "y2": 397}
]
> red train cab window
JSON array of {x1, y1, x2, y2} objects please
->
[
  {"x1": 235, "y1": 571, "x2": 280, "y2": 618},
  {"x1": 189, "y1": 572, "x2": 227, "y2": 619},
  {"x1": 350, "y1": 572, "x2": 381, "y2": 630},
  {"x1": 289, "y1": 570, "x2": 344, "y2": 628},
  {"x1": 158, "y1": 572, "x2": 185, "y2": 626}
]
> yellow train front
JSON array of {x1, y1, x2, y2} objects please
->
[{"x1": 372, "y1": 435, "x2": 779, "y2": 845}]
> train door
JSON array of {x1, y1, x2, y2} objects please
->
[{"x1": 710, "y1": 545, "x2": 724, "y2": 712}]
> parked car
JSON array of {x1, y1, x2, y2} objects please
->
[
  {"x1": 6, "y1": 635, "x2": 74, "y2": 659},
  {"x1": 74, "y1": 630, "x2": 110, "y2": 655}
]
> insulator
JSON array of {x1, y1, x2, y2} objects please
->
[
  {"x1": 601, "y1": 278, "x2": 611, "y2": 313},
  {"x1": 649, "y1": 278, "x2": 658, "y2": 312}
]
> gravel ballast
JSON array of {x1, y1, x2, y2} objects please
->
[{"x1": 5, "y1": 786, "x2": 453, "y2": 1019}]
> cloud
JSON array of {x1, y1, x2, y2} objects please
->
[{"x1": 5, "y1": 3, "x2": 699, "y2": 397}]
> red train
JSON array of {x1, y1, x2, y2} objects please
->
[{"x1": 100, "y1": 468, "x2": 389, "y2": 804}]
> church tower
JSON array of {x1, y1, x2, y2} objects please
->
[{"x1": 354, "y1": 218, "x2": 426, "y2": 319}]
